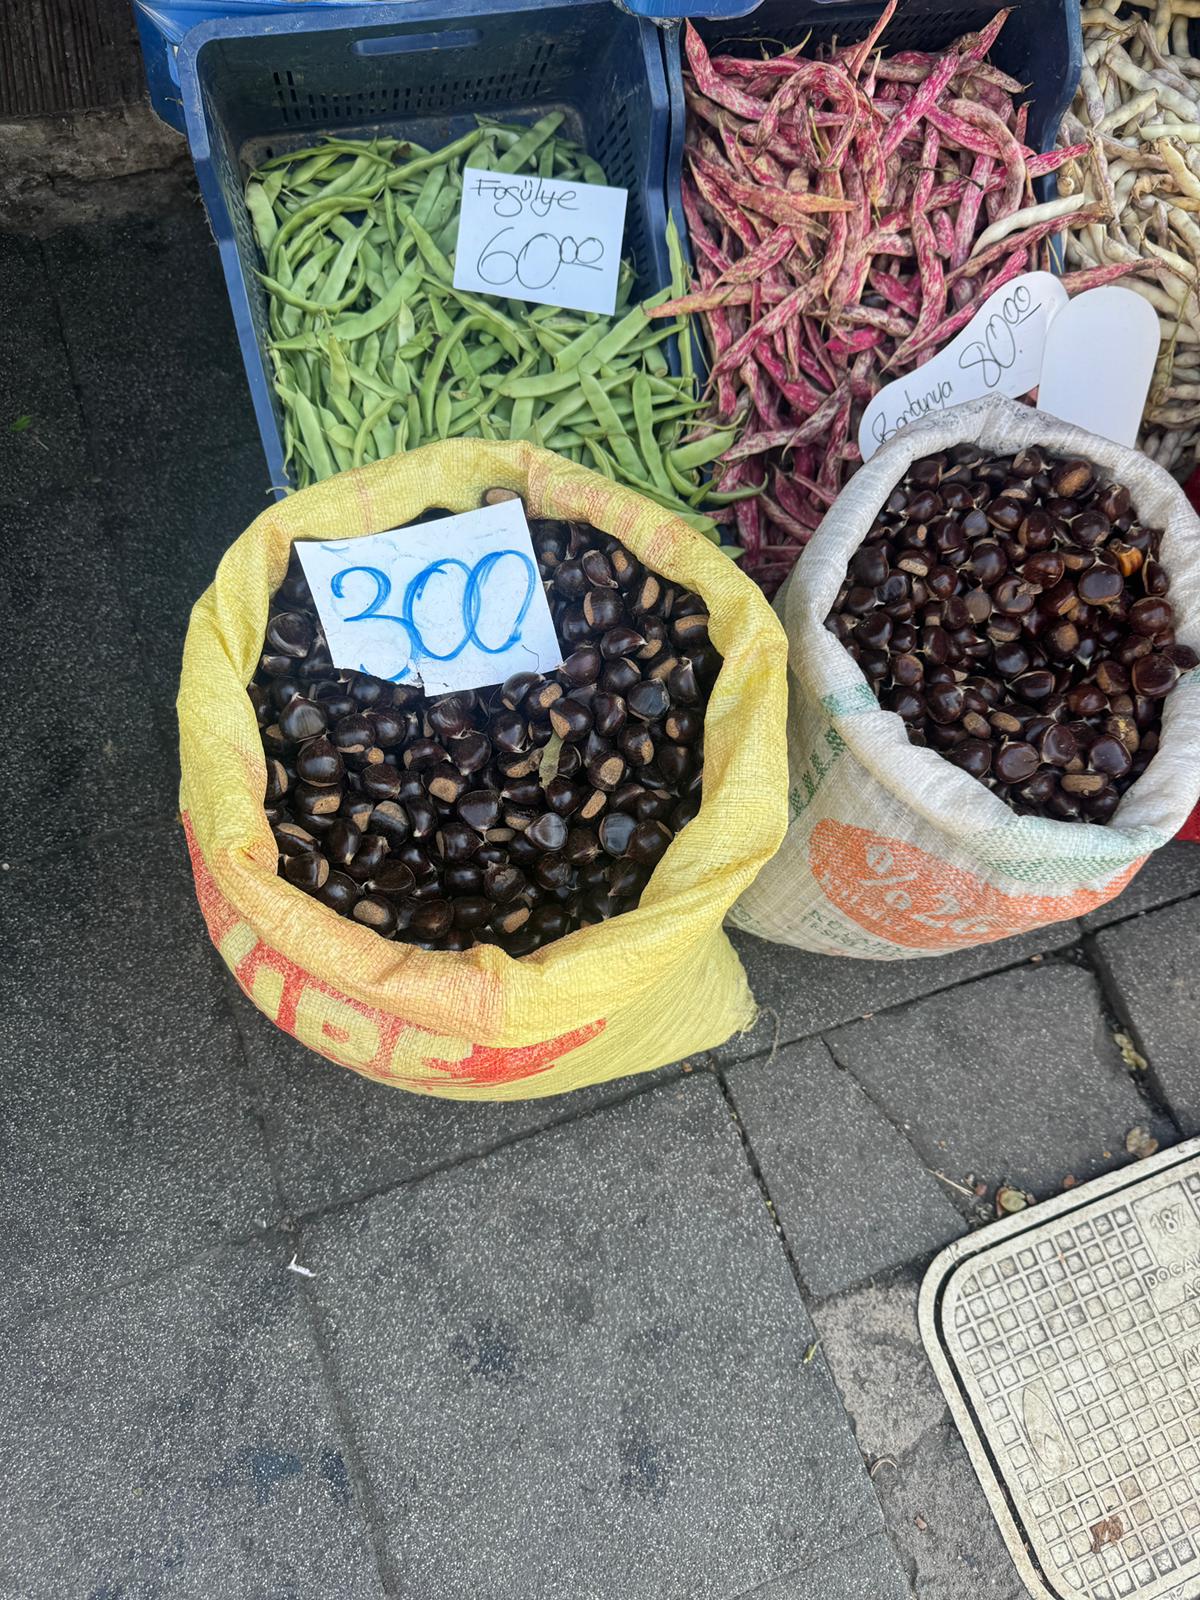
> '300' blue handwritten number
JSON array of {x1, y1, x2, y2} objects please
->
[{"x1": 331, "y1": 553, "x2": 537, "y2": 678}]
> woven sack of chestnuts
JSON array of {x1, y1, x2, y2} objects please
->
[
  {"x1": 179, "y1": 439, "x2": 789, "y2": 1096},
  {"x1": 732, "y1": 396, "x2": 1200, "y2": 959}
]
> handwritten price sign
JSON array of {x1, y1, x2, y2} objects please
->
[
  {"x1": 858, "y1": 272, "x2": 1067, "y2": 460},
  {"x1": 453, "y1": 168, "x2": 628, "y2": 316},
  {"x1": 295, "y1": 501, "x2": 562, "y2": 695}
]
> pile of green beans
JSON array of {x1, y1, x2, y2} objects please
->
[{"x1": 244, "y1": 114, "x2": 746, "y2": 544}]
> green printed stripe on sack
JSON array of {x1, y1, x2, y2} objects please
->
[
  {"x1": 970, "y1": 823, "x2": 1170, "y2": 885},
  {"x1": 788, "y1": 726, "x2": 848, "y2": 821},
  {"x1": 821, "y1": 684, "x2": 879, "y2": 718}
]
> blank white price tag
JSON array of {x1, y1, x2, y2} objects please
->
[
  {"x1": 1035, "y1": 286, "x2": 1160, "y2": 449},
  {"x1": 452, "y1": 167, "x2": 628, "y2": 316},
  {"x1": 296, "y1": 501, "x2": 561, "y2": 695}
]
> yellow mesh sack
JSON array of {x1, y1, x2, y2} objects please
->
[{"x1": 178, "y1": 441, "x2": 788, "y2": 1099}]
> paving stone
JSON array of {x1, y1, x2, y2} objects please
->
[
  {"x1": 102, "y1": 439, "x2": 272, "y2": 740},
  {"x1": 715, "y1": 923, "x2": 1080, "y2": 1067},
  {"x1": 44, "y1": 195, "x2": 258, "y2": 465},
  {"x1": 0, "y1": 822, "x2": 278, "y2": 1318},
  {"x1": 0, "y1": 230, "x2": 88, "y2": 504},
  {"x1": 726, "y1": 1039, "x2": 965, "y2": 1295},
  {"x1": 733, "y1": 1535, "x2": 912, "y2": 1599},
  {"x1": 0, "y1": 489, "x2": 175, "y2": 855},
  {"x1": 1079, "y1": 842, "x2": 1200, "y2": 931},
  {"x1": 812, "y1": 1277, "x2": 1021, "y2": 1600},
  {"x1": 225, "y1": 977, "x2": 692, "y2": 1217},
  {"x1": 1, "y1": 1242, "x2": 386, "y2": 1599},
  {"x1": 306, "y1": 1076, "x2": 883, "y2": 1600},
  {"x1": 1095, "y1": 898, "x2": 1200, "y2": 1132},
  {"x1": 825, "y1": 962, "x2": 1173, "y2": 1199}
]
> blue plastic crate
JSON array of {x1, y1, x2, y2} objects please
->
[
  {"x1": 177, "y1": 0, "x2": 674, "y2": 493},
  {"x1": 134, "y1": 3, "x2": 329, "y2": 133},
  {"x1": 136, "y1": 2, "x2": 392, "y2": 133},
  {"x1": 662, "y1": 0, "x2": 1082, "y2": 271}
]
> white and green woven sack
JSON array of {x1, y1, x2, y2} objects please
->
[{"x1": 731, "y1": 396, "x2": 1200, "y2": 958}]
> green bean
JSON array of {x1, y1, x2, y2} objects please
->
[
  {"x1": 324, "y1": 417, "x2": 358, "y2": 451},
  {"x1": 329, "y1": 261, "x2": 420, "y2": 341},
  {"x1": 386, "y1": 127, "x2": 486, "y2": 187},
  {"x1": 631, "y1": 375, "x2": 673, "y2": 496},
  {"x1": 394, "y1": 202, "x2": 454, "y2": 284},
  {"x1": 434, "y1": 387, "x2": 453, "y2": 440},
  {"x1": 266, "y1": 147, "x2": 343, "y2": 185},
  {"x1": 411, "y1": 166, "x2": 446, "y2": 228},
  {"x1": 550, "y1": 319, "x2": 611, "y2": 373},
  {"x1": 499, "y1": 368, "x2": 579, "y2": 400},
  {"x1": 425, "y1": 185, "x2": 459, "y2": 241},
  {"x1": 255, "y1": 260, "x2": 365, "y2": 317},
  {"x1": 325, "y1": 333, "x2": 351, "y2": 400},
  {"x1": 509, "y1": 396, "x2": 535, "y2": 441},
  {"x1": 584, "y1": 438, "x2": 617, "y2": 479},
  {"x1": 268, "y1": 194, "x2": 375, "y2": 278},
  {"x1": 420, "y1": 315, "x2": 488, "y2": 435},
  {"x1": 320, "y1": 154, "x2": 387, "y2": 200},
  {"x1": 341, "y1": 357, "x2": 395, "y2": 403},
  {"x1": 496, "y1": 112, "x2": 564, "y2": 174},
  {"x1": 575, "y1": 290, "x2": 671, "y2": 374},
  {"x1": 642, "y1": 340, "x2": 669, "y2": 378},
  {"x1": 359, "y1": 330, "x2": 381, "y2": 378},
  {"x1": 286, "y1": 387, "x2": 336, "y2": 480},
  {"x1": 532, "y1": 387, "x2": 590, "y2": 438},
  {"x1": 704, "y1": 482, "x2": 766, "y2": 506},
  {"x1": 390, "y1": 354, "x2": 412, "y2": 399},
  {"x1": 580, "y1": 374, "x2": 643, "y2": 480},
  {"x1": 668, "y1": 428, "x2": 739, "y2": 473},
  {"x1": 444, "y1": 289, "x2": 526, "y2": 359},
  {"x1": 466, "y1": 342, "x2": 508, "y2": 377},
  {"x1": 317, "y1": 219, "x2": 370, "y2": 306},
  {"x1": 246, "y1": 181, "x2": 278, "y2": 254},
  {"x1": 663, "y1": 449, "x2": 701, "y2": 505}
]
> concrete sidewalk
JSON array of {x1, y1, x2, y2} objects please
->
[{"x1": 3, "y1": 129, "x2": 1200, "y2": 1600}]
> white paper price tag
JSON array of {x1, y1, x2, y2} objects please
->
[
  {"x1": 1035, "y1": 286, "x2": 1161, "y2": 449},
  {"x1": 296, "y1": 501, "x2": 561, "y2": 695},
  {"x1": 452, "y1": 167, "x2": 628, "y2": 316},
  {"x1": 858, "y1": 272, "x2": 1068, "y2": 461}
]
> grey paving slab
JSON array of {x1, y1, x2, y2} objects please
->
[
  {"x1": 44, "y1": 196, "x2": 258, "y2": 465},
  {"x1": 1079, "y1": 841, "x2": 1200, "y2": 931},
  {"x1": 826, "y1": 961, "x2": 1173, "y2": 1200},
  {"x1": 717, "y1": 922, "x2": 1081, "y2": 1067},
  {"x1": 0, "y1": 822, "x2": 278, "y2": 1318},
  {"x1": 0, "y1": 488, "x2": 176, "y2": 856},
  {"x1": 1094, "y1": 897, "x2": 1200, "y2": 1133},
  {"x1": 225, "y1": 978, "x2": 691, "y2": 1218},
  {"x1": 305, "y1": 1076, "x2": 883, "y2": 1600},
  {"x1": 1, "y1": 1242, "x2": 386, "y2": 1600},
  {"x1": 726, "y1": 1039, "x2": 965, "y2": 1296},
  {"x1": 103, "y1": 439, "x2": 271, "y2": 740},
  {"x1": 733, "y1": 1535, "x2": 912, "y2": 1600},
  {"x1": 871, "y1": 1423, "x2": 1025, "y2": 1600},
  {"x1": 812, "y1": 1277, "x2": 1022, "y2": 1600},
  {"x1": 0, "y1": 230, "x2": 88, "y2": 504}
]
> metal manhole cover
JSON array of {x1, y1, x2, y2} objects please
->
[{"x1": 920, "y1": 1138, "x2": 1200, "y2": 1600}]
